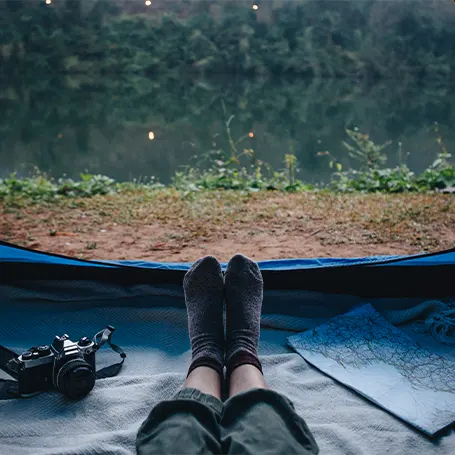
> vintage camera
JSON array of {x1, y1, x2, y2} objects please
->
[{"x1": 7, "y1": 333, "x2": 98, "y2": 400}]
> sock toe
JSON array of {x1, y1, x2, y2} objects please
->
[
  {"x1": 226, "y1": 254, "x2": 262, "y2": 282},
  {"x1": 191, "y1": 255, "x2": 221, "y2": 273},
  {"x1": 227, "y1": 253, "x2": 249, "y2": 272},
  {"x1": 184, "y1": 256, "x2": 222, "y2": 285}
]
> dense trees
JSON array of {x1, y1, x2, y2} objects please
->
[{"x1": 1, "y1": 0, "x2": 455, "y2": 81}]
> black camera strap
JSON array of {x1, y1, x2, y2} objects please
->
[
  {"x1": 0, "y1": 345, "x2": 21, "y2": 399},
  {"x1": 0, "y1": 327, "x2": 126, "y2": 400},
  {"x1": 93, "y1": 326, "x2": 126, "y2": 380},
  {"x1": 0, "y1": 344, "x2": 19, "y2": 378},
  {"x1": 0, "y1": 345, "x2": 20, "y2": 399}
]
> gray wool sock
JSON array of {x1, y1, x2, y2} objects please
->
[
  {"x1": 184, "y1": 256, "x2": 225, "y2": 377},
  {"x1": 225, "y1": 254, "x2": 263, "y2": 374}
]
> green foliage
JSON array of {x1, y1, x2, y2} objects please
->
[
  {"x1": 1, "y1": 0, "x2": 455, "y2": 80},
  {"x1": 332, "y1": 165, "x2": 455, "y2": 193},
  {"x1": 417, "y1": 167, "x2": 455, "y2": 191},
  {"x1": 1, "y1": 127, "x2": 453, "y2": 205},
  {"x1": 172, "y1": 115, "x2": 310, "y2": 192},
  {"x1": 0, "y1": 173, "x2": 58, "y2": 203},
  {"x1": 58, "y1": 173, "x2": 116, "y2": 197},
  {"x1": 173, "y1": 150, "x2": 311, "y2": 192},
  {"x1": 0, "y1": 172, "x2": 117, "y2": 205},
  {"x1": 342, "y1": 128, "x2": 390, "y2": 170},
  {"x1": 284, "y1": 153, "x2": 297, "y2": 187},
  {"x1": 1, "y1": 155, "x2": 453, "y2": 207},
  {"x1": 417, "y1": 144, "x2": 455, "y2": 190},
  {"x1": 331, "y1": 166, "x2": 419, "y2": 193},
  {"x1": 331, "y1": 128, "x2": 455, "y2": 193}
]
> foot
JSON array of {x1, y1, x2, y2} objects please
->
[
  {"x1": 184, "y1": 256, "x2": 225, "y2": 377},
  {"x1": 225, "y1": 254, "x2": 263, "y2": 376}
]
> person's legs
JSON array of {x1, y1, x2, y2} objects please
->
[
  {"x1": 221, "y1": 254, "x2": 319, "y2": 455},
  {"x1": 228, "y1": 364, "x2": 267, "y2": 397},
  {"x1": 185, "y1": 366, "x2": 222, "y2": 400},
  {"x1": 221, "y1": 387, "x2": 319, "y2": 455},
  {"x1": 136, "y1": 256, "x2": 225, "y2": 455}
]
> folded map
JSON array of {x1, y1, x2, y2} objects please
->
[{"x1": 287, "y1": 304, "x2": 455, "y2": 436}]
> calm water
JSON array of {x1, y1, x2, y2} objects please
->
[{"x1": 1, "y1": 76, "x2": 454, "y2": 184}]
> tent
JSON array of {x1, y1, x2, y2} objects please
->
[{"x1": 0, "y1": 240, "x2": 454, "y2": 454}]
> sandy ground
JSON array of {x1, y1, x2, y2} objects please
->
[{"x1": 1, "y1": 191, "x2": 454, "y2": 262}]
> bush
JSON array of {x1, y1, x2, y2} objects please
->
[
  {"x1": 173, "y1": 152, "x2": 313, "y2": 192},
  {"x1": 0, "y1": 173, "x2": 117, "y2": 205},
  {"x1": 331, "y1": 167, "x2": 419, "y2": 193}
]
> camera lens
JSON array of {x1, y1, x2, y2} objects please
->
[{"x1": 55, "y1": 359, "x2": 96, "y2": 400}]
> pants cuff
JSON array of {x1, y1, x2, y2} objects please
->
[{"x1": 175, "y1": 387, "x2": 223, "y2": 415}]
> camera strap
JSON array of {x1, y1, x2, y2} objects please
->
[
  {"x1": 92, "y1": 326, "x2": 126, "y2": 380},
  {"x1": 0, "y1": 327, "x2": 126, "y2": 400},
  {"x1": 0, "y1": 345, "x2": 20, "y2": 399}
]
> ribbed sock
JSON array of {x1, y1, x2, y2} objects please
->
[
  {"x1": 184, "y1": 256, "x2": 225, "y2": 377},
  {"x1": 225, "y1": 254, "x2": 263, "y2": 376}
]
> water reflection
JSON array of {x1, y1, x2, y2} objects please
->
[{"x1": 0, "y1": 76, "x2": 453, "y2": 184}]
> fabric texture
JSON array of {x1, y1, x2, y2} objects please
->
[
  {"x1": 136, "y1": 387, "x2": 318, "y2": 455},
  {"x1": 183, "y1": 256, "x2": 225, "y2": 377},
  {"x1": 1, "y1": 283, "x2": 455, "y2": 454},
  {"x1": 225, "y1": 254, "x2": 263, "y2": 375}
]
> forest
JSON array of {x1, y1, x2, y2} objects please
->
[{"x1": 1, "y1": 0, "x2": 455, "y2": 81}]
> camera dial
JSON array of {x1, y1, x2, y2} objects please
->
[
  {"x1": 37, "y1": 345, "x2": 51, "y2": 356},
  {"x1": 21, "y1": 351, "x2": 33, "y2": 361},
  {"x1": 78, "y1": 337, "x2": 91, "y2": 347}
]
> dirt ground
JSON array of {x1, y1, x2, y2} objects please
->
[{"x1": 1, "y1": 191, "x2": 454, "y2": 262}]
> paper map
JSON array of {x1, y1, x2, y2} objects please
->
[{"x1": 287, "y1": 304, "x2": 455, "y2": 435}]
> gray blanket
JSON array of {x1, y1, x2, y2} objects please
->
[{"x1": 1, "y1": 297, "x2": 454, "y2": 454}]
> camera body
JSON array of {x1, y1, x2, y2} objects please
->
[{"x1": 9, "y1": 334, "x2": 96, "y2": 400}]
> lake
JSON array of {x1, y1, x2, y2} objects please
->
[{"x1": 1, "y1": 76, "x2": 454, "y2": 184}]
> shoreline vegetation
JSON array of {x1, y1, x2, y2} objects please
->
[
  {"x1": 1, "y1": 127, "x2": 454, "y2": 206},
  {"x1": 1, "y1": 129, "x2": 453, "y2": 261},
  {"x1": 1, "y1": 155, "x2": 454, "y2": 206}
]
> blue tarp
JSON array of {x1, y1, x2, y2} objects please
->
[{"x1": 1, "y1": 241, "x2": 454, "y2": 270}]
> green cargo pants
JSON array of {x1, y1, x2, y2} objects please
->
[{"x1": 136, "y1": 387, "x2": 319, "y2": 454}]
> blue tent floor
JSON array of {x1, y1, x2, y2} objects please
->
[
  {"x1": 1, "y1": 241, "x2": 455, "y2": 453},
  {"x1": 1, "y1": 289, "x2": 455, "y2": 454}
]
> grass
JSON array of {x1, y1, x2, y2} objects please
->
[{"x1": 1, "y1": 188, "x2": 453, "y2": 261}]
